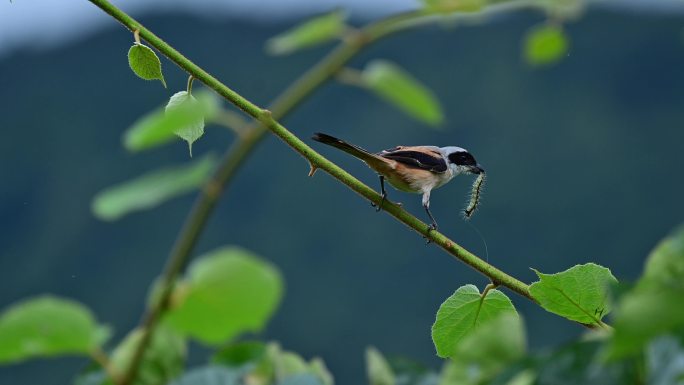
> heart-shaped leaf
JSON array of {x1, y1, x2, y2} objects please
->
[
  {"x1": 165, "y1": 91, "x2": 213, "y2": 156},
  {"x1": 164, "y1": 247, "x2": 283, "y2": 345},
  {"x1": 432, "y1": 284, "x2": 517, "y2": 358},
  {"x1": 124, "y1": 90, "x2": 218, "y2": 154}
]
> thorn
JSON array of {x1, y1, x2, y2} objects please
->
[{"x1": 308, "y1": 163, "x2": 318, "y2": 177}]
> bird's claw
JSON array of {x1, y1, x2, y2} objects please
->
[
  {"x1": 371, "y1": 194, "x2": 387, "y2": 212},
  {"x1": 424, "y1": 224, "x2": 438, "y2": 244}
]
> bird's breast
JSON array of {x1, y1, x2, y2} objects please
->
[{"x1": 385, "y1": 165, "x2": 450, "y2": 194}]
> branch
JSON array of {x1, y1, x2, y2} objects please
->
[
  {"x1": 90, "y1": 347, "x2": 123, "y2": 385},
  {"x1": 87, "y1": 0, "x2": 558, "y2": 384}
]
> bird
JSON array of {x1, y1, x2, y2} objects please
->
[{"x1": 311, "y1": 132, "x2": 484, "y2": 231}]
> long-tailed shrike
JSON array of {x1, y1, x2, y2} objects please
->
[{"x1": 312, "y1": 132, "x2": 484, "y2": 231}]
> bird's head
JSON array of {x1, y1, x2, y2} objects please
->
[{"x1": 442, "y1": 147, "x2": 484, "y2": 175}]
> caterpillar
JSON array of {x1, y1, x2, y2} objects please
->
[{"x1": 464, "y1": 172, "x2": 485, "y2": 219}]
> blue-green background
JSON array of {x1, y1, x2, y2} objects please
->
[{"x1": 1, "y1": 6, "x2": 683, "y2": 385}]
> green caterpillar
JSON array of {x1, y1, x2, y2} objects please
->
[{"x1": 464, "y1": 172, "x2": 485, "y2": 219}]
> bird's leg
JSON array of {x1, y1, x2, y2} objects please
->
[
  {"x1": 370, "y1": 175, "x2": 387, "y2": 212},
  {"x1": 422, "y1": 191, "x2": 438, "y2": 231},
  {"x1": 422, "y1": 191, "x2": 438, "y2": 244},
  {"x1": 424, "y1": 204, "x2": 438, "y2": 232}
]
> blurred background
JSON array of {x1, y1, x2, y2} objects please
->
[{"x1": 1, "y1": 0, "x2": 683, "y2": 384}]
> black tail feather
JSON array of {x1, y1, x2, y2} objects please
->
[
  {"x1": 311, "y1": 132, "x2": 374, "y2": 161},
  {"x1": 312, "y1": 132, "x2": 344, "y2": 145}
]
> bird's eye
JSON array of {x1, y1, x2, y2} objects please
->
[{"x1": 449, "y1": 152, "x2": 476, "y2": 166}]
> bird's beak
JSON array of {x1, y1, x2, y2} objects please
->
[{"x1": 469, "y1": 164, "x2": 484, "y2": 174}]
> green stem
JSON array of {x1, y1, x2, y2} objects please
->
[
  {"x1": 186, "y1": 75, "x2": 194, "y2": 94},
  {"x1": 481, "y1": 283, "x2": 498, "y2": 299}
]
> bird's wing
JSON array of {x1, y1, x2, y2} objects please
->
[{"x1": 378, "y1": 146, "x2": 448, "y2": 173}]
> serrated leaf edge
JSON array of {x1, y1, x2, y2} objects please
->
[{"x1": 530, "y1": 263, "x2": 616, "y2": 325}]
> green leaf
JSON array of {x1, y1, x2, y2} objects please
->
[
  {"x1": 422, "y1": 0, "x2": 485, "y2": 13},
  {"x1": 608, "y1": 225, "x2": 684, "y2": 358},
  {"x1": 236, "y1": 341, "x2": 281, "y2": 385},
  {"x1": 237, "y1": 342, "x2": 329, "y2": 385},
  {"x1": 165, "y1": 91, "x2": 213, "y2": 156},
  {"x1": 529, "y1": 263, "x2": 617, "y2": 325},
  {"x1": 277, "y1": 352, "x2": 310, "y2": 378},
  {"x1": 212, "y1": 340, "x2": 267, "y2": 369},
  {"x1": 266, "y1": 10, "x2": 346, "y2": 55},
  {"x1": 0, "y1": 296, "x2": 108, "y2": 363},
  {"x1": 362, "y1": 60, "x2": 444, "y2": 126},
  {"x1": 442, "y1": 313, "x2": 526, "y2": 385},
  {"x1": 91, "y1": 154, "x2": 217, "y2": 221},
  {"x1": 366, "y1": 346, "x2": 396, "y2": 385},
  {"x1": 640, "y1": 224, "x2": 684, "y2": 290},
  {"x1": 523, "y1": 24, "x2": 569, "y2": 67},
  {"x1": 110, "y1": 326, "x2": 185, "y2": 385},
  {"x1": 124, "y1": 90, "x2": 218, "y2": 153},
  {"x1": 271, "y1": 345, "x2": 333, "y2": 385},
  {"x1": 167, "y1": 366, "x2": 242, "y2": 385},
  {"x1": 164, "y1": 247, "x2": 283, "y2": 345},
  {"x1": 431, "y1": 284, "x2": 517, "y2": 358},
  {"x1": 128, "y1": 43, "x2": 166, "y2": 87},
  {"x1": 609, "y1": 288, "x2": 684, "y2": 359}
]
